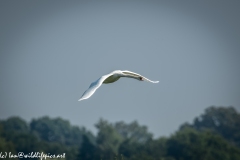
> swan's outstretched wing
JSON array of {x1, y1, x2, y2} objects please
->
[
  {"x1": 78, "y1": 70, "x2": 159, "y2": 101},
  {"x1": 122, "y1": 70, "x2": 159, "y2": 83},
  {"x1": 78, "y1": 74, "x2": 112, "y2": 101}
]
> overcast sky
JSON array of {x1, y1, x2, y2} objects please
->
[{"x1": 1, "y1": 0, "x2": 239, "y2": 137}]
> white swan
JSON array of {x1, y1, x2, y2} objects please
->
[{"x1": 78, "y1": 70, "x2": 159, "y2": 101}]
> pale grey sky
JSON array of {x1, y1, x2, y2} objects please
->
[{"x1": 1, "y1": 0, "x2": 240, "y2": 137}]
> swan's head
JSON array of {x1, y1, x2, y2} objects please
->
[
  {"x1": 139, "y1": 76, "x2": 144, "y2": 81},
  {"x1": 120, "y1": 71, "x2": 144, "y2": 81}
]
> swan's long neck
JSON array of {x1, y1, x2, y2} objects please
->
[{"x1": 121, "y1": 74, "x2": 140, "y2": 81}]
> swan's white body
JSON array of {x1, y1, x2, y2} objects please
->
[{"x1": 78, "y1": 70, "x2": 159, "y2": 101}]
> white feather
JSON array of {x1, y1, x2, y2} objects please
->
[{"x1": 78, "y1": 70, "x2": 159, "y2": 101}]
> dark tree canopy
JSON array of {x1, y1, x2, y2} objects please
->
[
  {"x1": 0, "y1": 116, "x2": 29, "y2": 133},
  {"x1": 180, "y1": 106, "x2": 240, "y2": 147},
  {"x1": 0, "y1": 106, "x2": 240, "y2": 160},
  {"x1": 30, "y1": 116, "x2": 94, "y2": 146},
  {"x1": 166, "y1": 127, "x2": 240, "y2": 160}
]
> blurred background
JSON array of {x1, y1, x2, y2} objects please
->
[{"x1": 0, "y1": 0, "x2": 240, "y2": 159}]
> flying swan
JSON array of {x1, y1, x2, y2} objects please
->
[{"x1": 78, "y1": 70, "x2": 159, "y2": 101}]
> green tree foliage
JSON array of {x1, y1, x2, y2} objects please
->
[
  {"x1": 119, "y1": 137, "x2": 174, "y2": 160},
  {"x1": 38, "y1": 141, "x2": 76, "y2": 160},
  {"x1": 0, "y1": 116, "x2": 29, "y2": 133},
  {"x1": 0, "y1": 116, "x2": 93, "y2": 160},
  {"x1": 0, "y1": 124, "x2": 17, "y2": 160},
  {"x1": 93, "y1": 119, "x2": 154, "y2": 159},
  {"x1": 95, "y1": 118, "x2": 124, "y2": 159},
  {"x1": 10, "y1": 133, "x2": 39, "y2": 155},
  {"x1": 0, "y1": 117, "x2": 39, "y2": 160},
  {"x1": 114, "y1": 121, "x2": 153, "y2": 143},
  {"x1": 166, "y1": 127, "x2": 240, "y2": 160},
  {"x1": 76, "y1": 135, "x2": 99, "y2": 160},
  {"x1": 30, "y1": 116, "x2": 94, "y2": 146},
  {"x1": 181, "y1": 106, "x2": 240, "y2": 147},
  {"x1": 0, "y1": 137, "x2": 16, "y2": 160},
  {"x1": 0, "y1": 106, "x2": 240, "y2": 160}
]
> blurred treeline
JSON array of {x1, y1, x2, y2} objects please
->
[{"x1": 0, "y1": 106, "x2": 240, "y2": 160}]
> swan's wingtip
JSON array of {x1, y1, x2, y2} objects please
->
[{"x1": 78, "y1": 98, "x2": 83, "y2": 101}]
